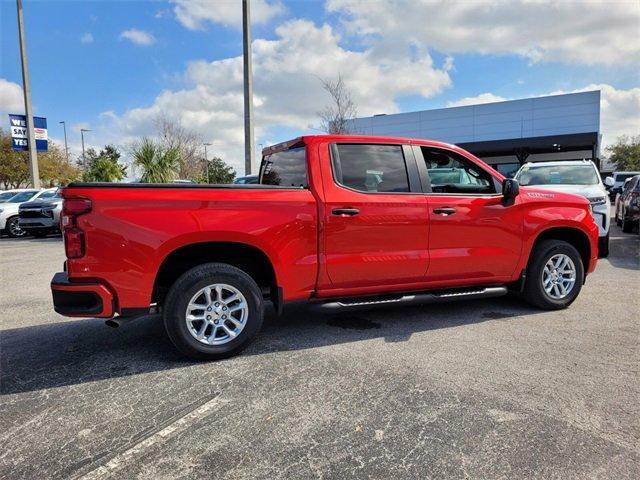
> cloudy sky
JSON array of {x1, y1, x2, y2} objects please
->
[{"x1": 1, "y1": 0, "x2": 639, "y2": 174}]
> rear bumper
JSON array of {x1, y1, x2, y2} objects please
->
[{"x1": 51, "y1": 272, "x2": 115, "y2": 318}]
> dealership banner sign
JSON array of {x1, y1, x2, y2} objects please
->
[{"x1": 9, "y1": 114, "x2": 48, "y2": 152}]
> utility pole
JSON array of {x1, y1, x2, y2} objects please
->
[
  {"x1": 59, "y1": 121, "x2": 69, "y2": 163},
  {"x1": 16, "y1": 0, "x2": 39, "y2": 188},
  {"x1": 203, "y1": 142, "x2": 212, "y2": 182},
  {"x1": 80, "y1": 128, "x2": 91, "y2": 165},
  {"x1": 242, "y1": 0, "x2": 255, "y2": 176}
]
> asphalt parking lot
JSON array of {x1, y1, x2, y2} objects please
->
[{"x1": 1, "y1": 225, "x2": 639, "y2": 479}]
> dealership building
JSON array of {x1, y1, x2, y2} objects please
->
[{"x1": 349, "y1": 90, "x2": 601, "y2": 177}]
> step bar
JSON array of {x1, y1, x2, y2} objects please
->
[{"x1": 311, "y1": 286, "x2": 508, "y2": 312}]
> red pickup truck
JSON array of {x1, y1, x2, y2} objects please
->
[{"x1": 52, "y1": 135, "x2": 599, "y2": 360}]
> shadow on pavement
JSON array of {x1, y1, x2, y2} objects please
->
[
  {"x1": 3, "y1": 225, "x2": 636, "y2": 396},
  {"x1": 606, "y1": 225, "x2": 639, "y2": 270},
  {"x1": 0, "y1": 295, "x2": 541, "y2": 395}
]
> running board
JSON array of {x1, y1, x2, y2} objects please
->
[{"x1": 311, "y1": 286, "x2": 508, "y2": 312}]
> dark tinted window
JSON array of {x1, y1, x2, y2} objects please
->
[
  {"x1": 260, "y1": 147, "x2": 307, "y2": 187},
  {"x1": 334, "y1": 144, "x2": 409, "y2": 193},
  {"x1": 422, "y1": 147, "x2": 495, "y2": 194},
  {"x1": 7, "y1": 191, "x2": 37, "y2": 203}
]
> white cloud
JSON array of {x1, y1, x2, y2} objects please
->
[
  {"x1": 447, "y1": 93, "x2": 506, "y2": 107},
  {"x1": 171, "y1": 0, "x2": 285, "y2": 29},
  {"x1": 327, "y1": 0, "x2": 640, "y2": 67},
  {"x1": 0, "y1": 78, "x2": 24, "y2": 116},
  {"x1": 119, "y1": 29, "x2": 156, "y2": 46},
  {"x1": 80, "y1": 32, "x2": 94, "y2": 44},
  {"x1": 105, "y1": 19, "x2": 452, "y2": 173}
]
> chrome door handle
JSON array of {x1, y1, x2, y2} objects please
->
[
  {"x1": 332, "y1": 208, "x2": 360, "y2": 216},
  {"x1": 433, "y1": 207, "x2": 456, "y2": 216}
]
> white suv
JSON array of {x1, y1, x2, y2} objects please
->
[{"x1": 514, "y1": 160, "x2": 610, "y2": 257}]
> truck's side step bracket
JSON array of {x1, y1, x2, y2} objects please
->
[{"x1": 311, "y1": 286, "x2": 508, "y2": 312}]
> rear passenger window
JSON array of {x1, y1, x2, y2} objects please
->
[
  {"x1": 333, "y1": 144, "x2": 409, "y2": 193},
  {"x1": 260, "y1": 147, "x2": 307, "y2": 187}
]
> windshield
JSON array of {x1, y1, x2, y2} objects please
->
[
  {"x1": 0, "y1": 191, "x2": 19, "y2": 202},
  {"x1": 5, "y1": 191, "x2": 38, "y2": 203},
  {"x1": 516, "y1": 165, "x2": 599, "y2": 186},
  {"x1": 615, "y1": 173, "x2": 638, "y2": 183}
]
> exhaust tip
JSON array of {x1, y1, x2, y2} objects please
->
[{"x1": 105, "y1": 319, "x2": 120, "y2": 328}]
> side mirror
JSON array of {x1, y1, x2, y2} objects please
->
[
  {"x1": 502, "y1": 178, "x2": 520, "y2": 205},
  {"x1": 604, "y1": 176, "x2": 614, "y2": 188}
]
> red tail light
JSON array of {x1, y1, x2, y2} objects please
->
[{"x1": 62, "y1": 197, "x2": 92, "y2": 258}]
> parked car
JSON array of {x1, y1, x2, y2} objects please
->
[
  {"x1": 18, "y1": 190, "x2": 63, "y2": 237},
  {"x1": 514, "y1": 160, "x2": 610, "y2": 257},
  {"x1": 614, "y1": 177, "x2": 633, "y2": 226},
  {"x1": 0, "y1": 189, "x2": 57, "y2": 237},
  {"x1": 233, "y1": 175, "x2": 259, "y2": 184},
  {"x1": 0, "y1": 189, "x2": 34, "y2": 203},
  {"x1": 604, "y1": 171, "x2": 640, "y2": 201},
  {"x1": 51, "y1": 135, "x2": 599, "y2": 360},
  {"x1": 616, "y1": 174, "x2": 640, "y2": 233}
]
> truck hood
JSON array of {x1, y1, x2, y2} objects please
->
[
  {"x1": 519, "y1": 186, "x2": 592, "y2": 206},
  {"x1": 523, "y1": 184, "x2": 605, "y2": 200},
  {"x1": 19, "y1": 199, "x2": 62, "y2": 210}
]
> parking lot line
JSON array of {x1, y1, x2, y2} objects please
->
[{"x1": 76, "y1": 394, "x2": 226, "y2": 480}]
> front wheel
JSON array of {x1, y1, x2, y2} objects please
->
[
  {"x1": 163, "y1": 263, "x2": 264, "y2": 360},
  {"x1": 5, "y1": 217, "x2": 27, "y2": 238},
  {"x1": 598, "y1": 233, "x2": 609, "y2": 258},
  {"x1": 522, "y1": 240, "x2": 584, "y2": 310}
]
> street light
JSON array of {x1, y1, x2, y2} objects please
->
[
  {"x1": 59, "y1": 121, "x2": 69, "y2": 163},
  {"x1": 203, "y1": 142, "x2": 212, "y2": 182},
  {"x1": 80, "y1": 128, "x2": 91, "y2": 164}
]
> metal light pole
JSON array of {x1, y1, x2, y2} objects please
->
[
  {"x1": 242, "y1": 0, "x2": 255, "y2": 176},
  {"x1": 59, "y1": 121, "x2": 69, "y2": 163},
  {"x1": 16, "y1": 0, "x2": 40, "y2": 188},
  {"x1": 80, "y1": 128, "x2": 91, "y2": 164},
  {"x1": 203, "y1": 142, "x2": 212, "y2": 182}
]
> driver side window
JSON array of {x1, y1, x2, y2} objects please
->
[{"x1": 421, "y1": 147, "x2": 496, "y2": 194}]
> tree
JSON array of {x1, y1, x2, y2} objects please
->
[
  {"x1": 154, "y1": 114, "x2": 203, "y2": 180},
  {"x1": 39, "y1": 142, "x2": 81, "y2": 186},
  {"x1": 81, "y1": 145, "x2": 127, "y2": 182},
  {"x1": 0, "y1": 128, "x2": 80, "y2": 188},
  {"x1": 0, "y1": 128, "x2": 29, "y2": 188},
  {"x1": 132, "y1": 138, "x2": 180, "y2": 183},
  {"x1": 606, "y1": 135, "x2": 640, "y2": 171},
  {"x1": 318, "y1": 74, "x2": 358, "y2": 134},
  {"x1": 197, "y1": 156, "x2": 236, "y2": 184}
]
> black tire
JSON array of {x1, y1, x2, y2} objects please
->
[
  {"x1": 5, "y1": 216, "x2": 27, "y2": 238},
  {"x1": 522, "y1": 239, "x2": 584, "y2": 310},
  {"x1": 598, "y1": 233, "x2": 609, "y2": 258},
  {"x1": 163, "y1": 263, "x2": 264, "y2": 360},
  {"x1": 621, "y1": 210, "x2": 634, "y2": 233}
]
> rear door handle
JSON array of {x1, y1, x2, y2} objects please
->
[
  {"x1": 433, "y1": 207, "x2": 456, "y2": 216},
  {"x1": 332, "y1": 208, "x2": 360, "y2": 216}
]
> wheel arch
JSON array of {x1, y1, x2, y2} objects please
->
[
  {"x1": 152, "y1": 241, "x2": 280, "y2": 311},
  {"x1": 529, "y1": 226, "x2": 591, "y2": 277}
]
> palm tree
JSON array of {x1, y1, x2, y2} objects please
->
[
  {"x1": 133, "y1": 138, "x2": 180, "y2": 183},
  {"x1": 82, "y1": 157, "x2": 126, "y2": 182}
]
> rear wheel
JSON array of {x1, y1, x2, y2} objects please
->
[
  {"x1": 621, "y1": 209, "x2": 634, "y2": 233},
  {"x1": 163, "y1": 263, "x2": 264, "y2": 360},
  {"x1": 6, "y1": 216, "x2": 27, "y2": 238},
  {"x1": 522, "y1": 240, "x2": 584, "y2": 310}
]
